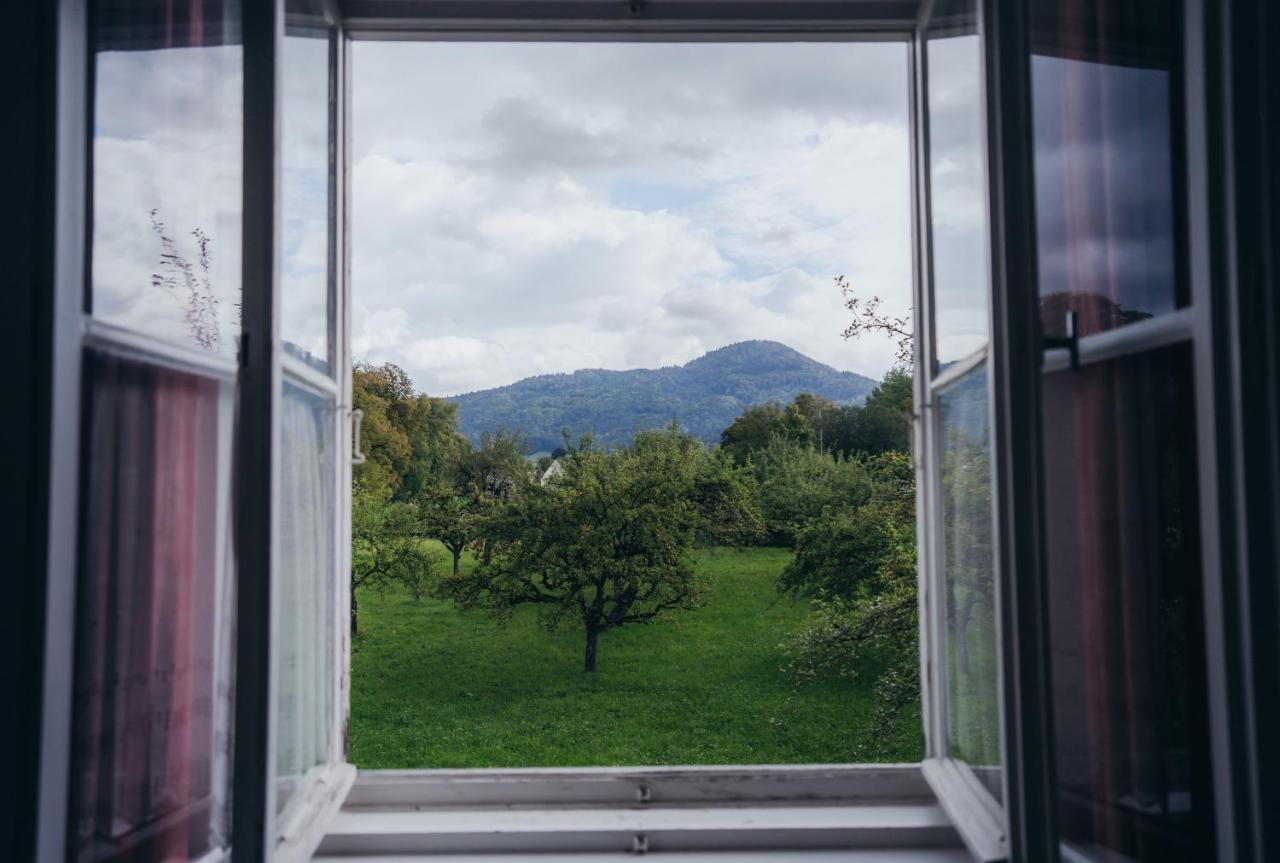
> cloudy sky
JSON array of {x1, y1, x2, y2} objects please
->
[{"x1": 351, "y1": 41, "x2": 913, "y2": 396}]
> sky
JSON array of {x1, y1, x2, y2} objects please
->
[{"x1": 350, "y1": 41, "x2": 913, "y2": 396}]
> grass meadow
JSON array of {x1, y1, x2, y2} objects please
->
[{"x1": 349, "y1": 544, "x2": 922, "y2": 768}]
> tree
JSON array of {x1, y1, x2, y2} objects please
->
[
  {"x1": 353, "y1": 364, "x2": 415, "y2": 496},
  {"x1": 776, "y1": 503, "x2": 904, "y2": 598},
  {"x1": 352, "y1": 362, "x2": 470, "y2": 498},
  {"x1": 753, "y1": 439, "x2": 872, "y2": 545},
  {"x1": 836, "y1": 274, "x2": 913, "y2": 369},
  {"x1": 782, "y1": 451, "x2": 919, "y2": 756},
  {"x1": 438, "y1": 429, "x2": 755, "y2": 672},
  {"x1": 350, "y1": 484, "x2": 435, "y2": 635},
  {"x1": 826, "y1": 368, "x2": 913, "y2": 457},
  {"x1": 688, "y1": 446, "x2": 766, "y2": 547},
  {"x1": 415, "y1": 480, "x2": 476, "y2": 576},
  {"x1": 718, "y1": 401, "x2": 812, "y2": 465},
  {"x1": 399, "y1": 395, "x2": 470, "y2": 500}
]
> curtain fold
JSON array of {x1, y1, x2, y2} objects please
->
[
  {"x1": 1043, "y1": 348, "x2": 1211, "y2": 861},
  {"x1": 72, "y1": 352, "x2": 228, "y2": 863},
  {"x1": 276, "y1": 385, "x2": 335, "y2": 809}
]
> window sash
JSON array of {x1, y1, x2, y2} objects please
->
[{"x1": 912, "y1": 5, "x2": 1010, "y2": 862}]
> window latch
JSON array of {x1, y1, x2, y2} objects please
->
[
  {"x1": 351, "y1": 408, "x2": 366, "y2": 465},
  {"x1": 1043, "y1": 310, "x2": 1080, "y2": 370}
]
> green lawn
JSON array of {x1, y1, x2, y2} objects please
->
[{"x1": 349, "y1": 544, "x2": 922, "y2": 768}]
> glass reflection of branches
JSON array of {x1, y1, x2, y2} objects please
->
[
  {"x1": 938, "y1": 370, "x2": 1000, "y2": 795},
  {"x1": 149, "y1": 209, "x2": 223, "y2": 353}
]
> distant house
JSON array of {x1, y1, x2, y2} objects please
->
[{"x1": 540, "y1": 459, "x2": 564, "y2": 485}]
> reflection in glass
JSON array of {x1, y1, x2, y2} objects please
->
[
  {"x1": 938, "y1": 368, "x2": 1001, "y2": 799},
  {"x1": 276, "y1": 383, "x2": 336, "y2": 811},
  {"x1": 1030, "y1": 0, "x2": 1183, "y2": 339},
  {"x1": 927, "y1": 0, "x2": 989, "y2": 368},
  {"x1": 1042, "y1": 345, "x2": 1215, "y2": 861},
  {"x1": 90, "y1": 1, "x2": 243, "y2": 358},
  {"x1": 70, "y1": 351, "x2": 236, "y2": 863},
  {"x1": 282, "y1": 29, "x2": 332, "y2": 373}
]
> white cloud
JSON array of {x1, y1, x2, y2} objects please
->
[{"x1": 352, "y1": 41, "x2": 913, "y2": 395}]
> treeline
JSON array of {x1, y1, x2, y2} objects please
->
[{"x1": 351, "y1": 361, "x2": 921, "y2": 741}]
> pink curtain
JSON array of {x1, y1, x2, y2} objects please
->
[
  {"x1": 1043, "y1": 351, "x2": 1210, "y2": 861},
  {"x1": 1032, "y1": 0, "x2": 1180, "y2": 340},
  {"x1": 71, "y1": 352, "x2": 223, "y2": 863},
  {"x1": 1033, "y1": 3, "x2": 1214, "y2": 857}
]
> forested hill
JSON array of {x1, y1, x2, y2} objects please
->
[{"x1": 447, "y1": 340, "x2": 877, "y2": 452}]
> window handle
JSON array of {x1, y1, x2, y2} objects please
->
[
  {"x1": 1043, "y1": 310, "x2": 1079, "y2": 370},
  {"x1": 351, "y1": 408, "x2": 366, "y2": 465}
]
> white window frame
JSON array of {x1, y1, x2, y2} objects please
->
[{"x1": 910, "y1": 0, "x2": 1009, "y2": 858}]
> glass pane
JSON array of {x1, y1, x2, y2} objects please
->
[
  {"x1": 927, "y1": 0, "x2": 990, "y2": 368},
  {"x1": 1030, "y1": 0, "x2": 1184, "y2": 340},
  {"x1": 276, "y1": 383, "x2": 336, "y2": 811},
  {"x1": 937, "y1": 367, "x2": 1001, "y2": 799},
  {"x1": 281, "y1": 27, "x2": 332, "y2": 374},
  {"x1": 70, "y1": 351, "x2": 236, "y2": 863},
  {"x1": 90, "y1": 0, "x2": 243, "y2": 359},
  {"x1": 1042, "y1": 345, "x2": 1215, "y2": 861}
]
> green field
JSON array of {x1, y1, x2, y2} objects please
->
[{"x1": 349, "y1": 544, "x2": 922, "y2": 768}]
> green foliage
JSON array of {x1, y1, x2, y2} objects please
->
[
  {"x1": 353, "y1": 362, "x2": 469, "y2": 498},
  {"x1": 779, "y1": 448, "x2": 921, "y2": 755},
  {"x1": 776, "y1": 503, "x2": 903, "y2": 598},
  {"x1": 687, "y1": 446, "x2": 766, "y2": 547},
  {"x1": 823, "y1": 367, "x2": 913, "y2": 458},
  {"x1": 450, "y1": 340, "x2": 875, "y2": 452},
  {"x1": 754, "y1": 439, "x2": 873, "y2": 545},
  {"x1": 939, "y1": 400, "x2": 999, "y2": 765},
  {"x1": 350, "y1": 483, "x2": 438, "y2": 633},
  {"x1": 719, "y1": 400, "x2": 813, "y2": 465},
  {"x1": 414, "y1": 480, "x2": 477, "y2": 575},
  {"x1": 413, "y1": 429, "x2": 532, "y2": 573},
  {"x1": 350, "y1": 546, "x2": 922, "y2": 767}
]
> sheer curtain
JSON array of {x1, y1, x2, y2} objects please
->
[
  {"x1": 276, "y1": 384, "x2": 335, "y2": 809},
  {"x1": 71, "y1": 351, "x2": 235, "y2": 863}
]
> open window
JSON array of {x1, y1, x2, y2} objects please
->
[{"x1": 913, "y1": 1, "x2": 1008, "y2": 858}]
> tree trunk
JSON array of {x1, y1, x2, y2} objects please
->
[
  {"x1": 451, "y1": 547, "x2": 462, "y2": 576},
  {"x1": 350, "y1": 584, "x2": 359, "y2": 638},
  {"x1": 583, "y1": 626, "x2": 600, "y2": 673}
]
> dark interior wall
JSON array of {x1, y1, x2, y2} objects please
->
[
  {"x1": 0, "y1": 3, "x2": 58, "y2": 862},
  {"x1": 1228, "y1": 0, "x2": 1280, "y2": 857}
]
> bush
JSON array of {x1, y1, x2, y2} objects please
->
[
  {"x1": 753, "y1": 439, "x2": 871, "y2": 545},
  {"x1": 780, "y1": 451, "x2": 920, "y2": 755}
]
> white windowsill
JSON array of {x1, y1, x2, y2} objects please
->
[{"x1": 312, "y1": 763, "x2": 972, "y2": 860}]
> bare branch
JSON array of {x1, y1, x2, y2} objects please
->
[{"x1": 835, "y1": 274, "x2": 913, "y2": 369}]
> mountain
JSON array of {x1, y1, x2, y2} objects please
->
[{"x1": 447, "y1": 340, "x2": 878, "y2": 453}]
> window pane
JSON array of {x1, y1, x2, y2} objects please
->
[
  {"x1": 1042, "y1": 345, "x2": 1215, "y2": 861},
  {"x1": 276, "y1": 383, "x2": 336, "y2": 811},
  {"x1": 938, "y1": 368, "x2": 1001, "y2": 799},
  {"x1": 71, "y1": 351, "x2": 236, "y2": 863},
  {"x1": 927, "y1": 0, "x2": 990, "y2": 368},
  {"x1": 90, "y1": 0, "x2": 243, "y2": 358},
  {"x1": 281, "y1": 27, "x2": 332, "y2": 374},
  {"x1": 1031, "y1": 0, "x2": 1184, "y2": 340}
]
